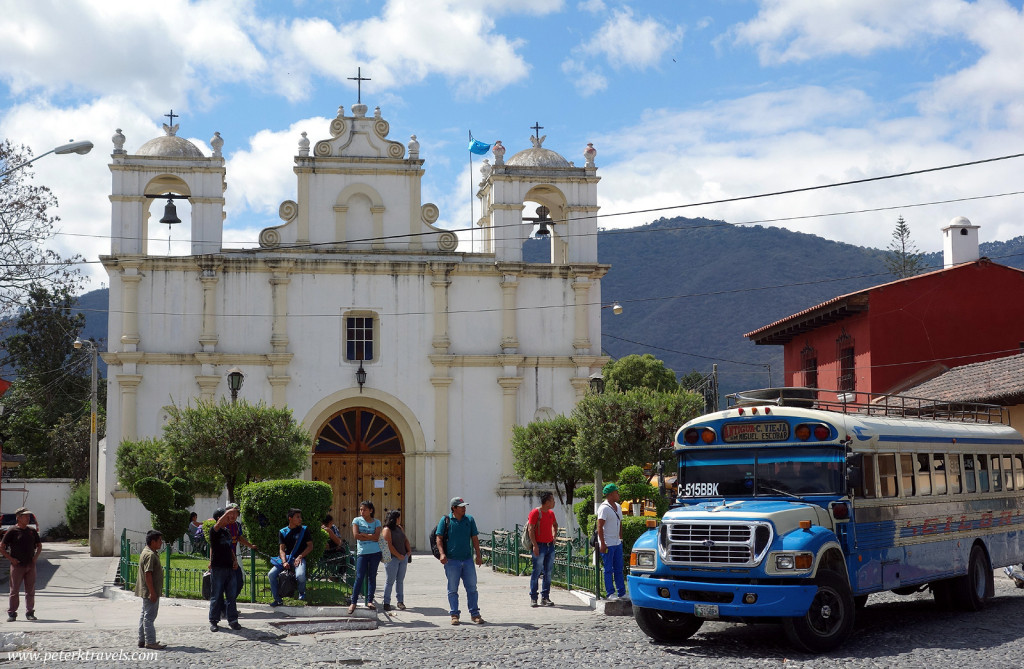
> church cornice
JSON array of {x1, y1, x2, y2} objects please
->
[{"x1": 104, "y1": 352, "x2": 294, "y2": 367}]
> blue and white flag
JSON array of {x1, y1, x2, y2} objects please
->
[{"x1": 468, "y1": 135, "x2": 491, "y2": 155}]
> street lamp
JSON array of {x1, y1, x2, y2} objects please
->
[
  {"x1": 602, "y1": 302, "x2": 623, "y2": 315},
  {"x1": 226, "y1": 367, "x2": 245, "y2": 403},
  {"x1": 355, "y1": 361, "x2": 367, "y2": 393},
  {"x1": 1, "y1": 140, "x2": 93, "y2": 179},
  {"x1": 73, "y1": 337, "x2": 101, "y2": 556}
]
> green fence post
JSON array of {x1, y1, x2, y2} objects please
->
[
  {"x1": 567, "y1": 541, "x2": 573, "y2": 592},
  {"x1": 250, "y1": 549, "x2": 257, "y2": 603},
  {"x1": 513, "y1": 525, "x2": 520, "y2": 576},
  {"x1": 164, "y1": 543, "x2": 172, "y2": 598}
]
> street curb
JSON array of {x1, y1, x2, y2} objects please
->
[{"x1": 102, "y1": 584, "x2": 378, "y2": 620}]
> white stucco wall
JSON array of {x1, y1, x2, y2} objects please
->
[{"x1": 3, "y1": 479, "x2": 74, "y2": 534}]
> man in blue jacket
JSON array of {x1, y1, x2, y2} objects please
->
[{"x1": 436, "y1": 497, "x2": 484, "y2": 625}]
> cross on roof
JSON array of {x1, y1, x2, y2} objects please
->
[
  {"x1": 531, "y1": 121, "x2": 544, "y2": 139},
  {"x1": 165, "y1": 109, "x2": 178, "y2": 126},
  {"x1": 348, "y1": 67, "x2": 371, "y2": 104}
]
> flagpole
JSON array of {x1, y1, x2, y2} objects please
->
[{"x1": 469, "y1": 130, "x2": 474, "y2": 252}]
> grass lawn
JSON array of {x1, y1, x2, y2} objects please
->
[{"x1": 127, "y1": 553, "x2": 352, "y2": 605}]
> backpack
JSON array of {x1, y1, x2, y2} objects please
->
[
  {"x1": 521, "y1": 508, "x2": 539, "y2": 553},
  {"x1": 429, "y1": 515, "x2": 451, "y2": 559}
]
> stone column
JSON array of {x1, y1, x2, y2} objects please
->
[
  {"x1": 119, "y1": 262, "x2": 143, "y2": 352},
  {"x1": 431, "y1": 265, "x2": 452, "y2": 353},
  {"x1": 497, "y1": 376, "x2": 523, "y2": 480},
  {"x1": 572, "y1": 277, "x2": 591, "y2": 353},
  {"x1": 500, "y1": 274, "x2": 519, "y2": 353},
  {"x1": 430, "y1": 368, "x2": 454, "y2": 525},
  {"x1": 198, "y1": 257, "x2": 221, "y2": 353},
  {"x1": 268, "y1": 260, "x2": 293, "y2": 354},
  {"x1": 117, "y1": 374, "x2": 143, "y2": 442}
]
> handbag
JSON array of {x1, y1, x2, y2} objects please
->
[
  {"x1": 201, "y1": 570, "x2": 212, "y2": 599},
  {"x1": 278, "y1": 570, "x2": 297, "y2": 598},
  {"x1": 521, "y1": 509, "x2": 537, "y2": 553},
  {"x1": 377, "y1": 522, "x2": 391, "y2": 564}
]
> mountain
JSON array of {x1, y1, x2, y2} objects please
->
[{"x1": 71, "y1": 219, "x2": 1024, "y2": 397}]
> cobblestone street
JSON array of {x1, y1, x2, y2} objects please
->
[{"x1": 5, "y1": 561, "x2": 1024, "y2": 668}]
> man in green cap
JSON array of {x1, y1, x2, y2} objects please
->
[{"x1": 597, "y1": 483, "x2": 626, "y2": 600}]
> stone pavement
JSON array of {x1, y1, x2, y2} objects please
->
[{"x1": 0, "y1": 542, "x2": 609, "y2": 666}]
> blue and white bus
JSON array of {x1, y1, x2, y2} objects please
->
[{"x1": 628, "y1": 388, "x2": 1024, "y2": 653}]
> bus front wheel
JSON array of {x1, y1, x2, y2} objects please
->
[
  {"x1": 633, "y1": 606, "x2": 704, "y2": 643},
  {"x1": 783, "y1": 569, "x2": 855, "y2": 653},
  {"x1": 951, "y1": 544, "x2": 991, "y2": 611}
]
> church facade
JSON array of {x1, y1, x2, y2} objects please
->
[{"x1": 98, "y1": 100, "x2": 608, "y2": 554}]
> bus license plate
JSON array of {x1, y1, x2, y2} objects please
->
[{"x1": 694, "y1": 604, "x2": 719, "y2": 619}]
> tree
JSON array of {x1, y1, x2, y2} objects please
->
[
  {"x1": 512, "y1": 415, "x2": 588, "y2": 511},
  {"x1": 603, "y1": 354, "x2": 679, "y2": 393},
  {"x1": 162, "y1": 399, "x2": 314, "y2": 502},
  {"x1": 572, "y1": 388, "x2": 703, "y2": 478},
  {"x1": 884, "y1": 215, "x2": 926, "y2": 278},
  {"x1": 0, "y1": 141, "x2": 83, "y2": 314},
  {"x1": 116, "y1": 436, "x2": 220, "y2": 496},
  {"x1": 0, "y1": 284, "x2": 99, "y2": 477}
]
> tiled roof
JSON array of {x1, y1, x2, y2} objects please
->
[{"x1": 900, "y1": 353, "x2": 1024, "y2": 403}]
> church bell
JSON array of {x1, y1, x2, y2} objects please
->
[
  {"x1": 533, "y1": 205, "x2": 551, "y2": 237},
  {"x1": 159, "y1": 198, "x2": 182, "y2": 225}
]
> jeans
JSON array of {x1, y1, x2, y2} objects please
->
[
  {"x1": 8, "y1": 563, "x2": 36, "y2": 615},
  {"x1": 138, "y1": 597, "x2": 159, "y2": 644},
  {"x1": 351, "y1": 552, "x2": 382, "y2": 605},
  {"x1": 530, "y1": 543, "x2": 555, "y2": 600},
  {"x1": 267, "y1": 560, "x2": 307, "y2": 602},
  {"x1": 383, "y1": 554, "x2": 407, "y2": 605},
  {"x1": 209, "y1": 566, "x2": 239, "y2": 624},
  {"x1": 602, "y1": 544, "x2": 626, "y2": 597},
  {"x1": 444, "y1": 559, "x2": 479, "y2": 617}
]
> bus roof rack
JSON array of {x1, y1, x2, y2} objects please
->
[{"x1": 726, "y1": 387, "x2": 1006, "y2": 424}]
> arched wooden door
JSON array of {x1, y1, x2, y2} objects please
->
[{"x1": 312, "y1": 407, "x2": 404, "y2": 545}]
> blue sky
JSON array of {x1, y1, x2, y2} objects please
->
[{"x1": 2, "y1": 0, "x2": 1024, "y2": 291}]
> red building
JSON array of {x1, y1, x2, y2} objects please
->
[{"x1": 745, "y1": 257, "x2": 1024, "y2": 397}]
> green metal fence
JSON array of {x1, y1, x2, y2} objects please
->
[
  {"x1": 119, "y1": 528, "x2": 358, "y2": 603},
  {"x1": 480, "y1": 525, "x2": 611, "y2": 599}
]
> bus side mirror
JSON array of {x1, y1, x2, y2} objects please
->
[{"x1": 846, "y1": 453, "x2": 864, "y2": 493}]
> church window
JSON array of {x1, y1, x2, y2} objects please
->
[{"x1": 344, "y1": 312, "x2": 378, "y2": 362}]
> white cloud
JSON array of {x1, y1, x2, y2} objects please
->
[
  {"x1": 561, "y1": 58, "x2": 608, "y2": 96},
  {"x1": 578, "y1": 0, "x2": 606, "y2": 13},
  {"x1": 579, "y1": 8, "x2": 684, "y2": 69}
]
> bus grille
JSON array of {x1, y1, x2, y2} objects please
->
[{"x1": 662, "y1": 521, "x2": 773, "y2": 567}]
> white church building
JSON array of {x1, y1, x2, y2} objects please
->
[{"x1": 98, "y1": 100, "x2": 609, "y2": 554}]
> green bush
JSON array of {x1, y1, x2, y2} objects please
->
[
  {"x1": 43, "y1": 521, "x2": 74, "y2": 541},
  {"x1": 237, "y1": 479, "x2": 332, "y2": 564},
  {"x1": 134, "y1": 477, "x2": 194, "y2": 542},
  {"x1": 65, "y1": 482, "x2": 103, "y2": 537}
]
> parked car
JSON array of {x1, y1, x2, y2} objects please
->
[{"x1": 0, "y1": 512, "x2": 39, "y2": 541}]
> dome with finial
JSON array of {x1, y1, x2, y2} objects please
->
[
  {"x1": 506, "y1": 134, "x2": 571, "y2": 168},
  {"x1": 137, "y1": 115, "x2": 205, "y2": 158}
]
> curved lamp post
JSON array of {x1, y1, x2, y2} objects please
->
[
  {"x1": 1, "y1": 140, "x2": 93, "y2": 179},
  {"x1": 73, "y1": 337, "x2": 101, "y2": 556}
]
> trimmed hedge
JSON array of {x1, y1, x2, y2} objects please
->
[
  {"x1": 237, "y1": 479, "x2": 332, "y2": 564},
  {"x1": 134, "y1": 477, "x2": 194, "y2": 542}
]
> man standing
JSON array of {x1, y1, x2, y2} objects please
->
[
  {"x1": 436, "y1": 497, "x2": 484, "y2": 625},
  {"x1": 222, "y1": 502, "x2": 255, "y2": 594},
  {"x1": 267, "y1": 509, "x2": 313, "y2": 606},
  {"x1": 136, "y1": 530, "x2": 166, "y2": 649},
  {"x1": 527, "y1": 491, "x2": 558, "y2": 607},
  {"x1": 1, "y1": 507, "x2": 42, "y2": 622},
  {"x1": 597, "y1": 483, "x2": 626, "y2": 601},
  {"x1": 208, "y1": 508, "x2": 242, "y2": 631}
]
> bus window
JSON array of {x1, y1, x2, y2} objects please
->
[
  {"x1": 977, "y1": 455, "x2": 990, "y2": 492},
  {"x1": 946, "y1": 454, "x2": 961, "y2": 494},
  {"x1": 931, "y1": 454, "x2": 947, "y2": 495},
  {"x1": 990, "y1": 454, "x2": 1002, "y2": 492},
  {"x1": 878, "y1": 454, "x2": 897, "y2": 497},
  {"x1": 1015, "y1": 454, "x2": 1024, "y2": 489},
  {"x1": 900, "y1": 454, "x2": 916, "y2": 496},
  {"x1": 964, "y1": 454, "x2": 977, "y2": 493},
  {"x1": 916, "y1": 453, "x2": 931, "y2": 496},
  {"x1": 1001, "y1": 455, "x2": 1014, "y2": 490},
  {"x1": 860, "y1": 455, "x2": 877, "y2": 498}
]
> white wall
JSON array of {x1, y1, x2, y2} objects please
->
[
  {"x1": 112, "y1": 491, "x2": 228, "y2": 555},
  {"x1": 2, "y1": 479, "x2": 74, "y2": 533}
]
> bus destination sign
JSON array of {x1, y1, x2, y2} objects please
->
[{"x1": 722, "y1": 421, "x2": 789, "y2": 443}]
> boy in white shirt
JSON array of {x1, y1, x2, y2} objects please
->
[{"x1": 597, "y1": 483, "x2": 627, "y2": 600}]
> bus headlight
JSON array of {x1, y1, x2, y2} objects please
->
[
  {"x1": 631, "y1": 550, "x2": 656, "y2": 570},
  {"x1": 773, "y1": 552, "x2": 814, "y2": 571}
]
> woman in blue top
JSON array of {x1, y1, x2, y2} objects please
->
[{"x1": 348, "y1": 500, "x2": 382, "y2": 614}]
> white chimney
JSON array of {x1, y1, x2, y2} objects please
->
[{"x1": 942, "y1": 216, "x2": 980, "y2": 268}]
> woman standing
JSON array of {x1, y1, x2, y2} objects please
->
[
  {"x1": 348, "y1": 501, "x2": 382, "y2": 614},
  {"x1": 381, "y1": 510, "x2": 411, "y2": 611}
]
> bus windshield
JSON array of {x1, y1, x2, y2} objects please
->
[{"x1": 677, "y1": 447, "x2": 845, "y2": 499}]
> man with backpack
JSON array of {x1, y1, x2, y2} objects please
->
[
  {"x1": 527, "y1": 491, "x2": 558, "y2": 607},
  {"x1": 434, "y1": 497, "x2": 484, "y2": 626},
  {"x1": 597, "y1": 483, "x2": 627, "y2": 601}
]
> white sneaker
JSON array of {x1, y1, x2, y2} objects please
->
[{"x1": 606, "y1": 594, "x2": 618, "y2": 602}]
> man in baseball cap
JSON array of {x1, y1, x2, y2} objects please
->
[
  {"x1": 436, "y1": 496, "x2": 484, "y2": 625},
  {"x1": 1, "y1": 508, "x2": 42, "y2": 621}
]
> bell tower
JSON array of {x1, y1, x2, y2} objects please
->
[{"x1": 109, "y1": 114, "x2": 226, "y2": 256}]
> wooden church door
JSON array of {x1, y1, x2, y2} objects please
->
[{"x1": 312, "y1": 407, "x2": 404, "y2": 545}]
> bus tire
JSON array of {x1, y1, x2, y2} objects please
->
[
  {"x1": 951, "y1": 544, "x2": 991, "y2": 611},
  {"x1": 783, "y1": 569, "x2": 855, "y2": 653},
  {"x1": 853, "y1": 595, "x2": 868, "y2": 611},
  {"x1": 633, "y1": 606, "x2": 704, "y2": 643}
]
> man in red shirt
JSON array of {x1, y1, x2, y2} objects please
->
[{"x1": 527, "y1": 491, "x2": 559, "y2": 607}]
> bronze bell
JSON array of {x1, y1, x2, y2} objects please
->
[
  {"x1": 534, "y1": 205, "x2": 551, "y2": 237},
  {"x1": 159, "y1": 198, "x2": 181, "y2": 225}
]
